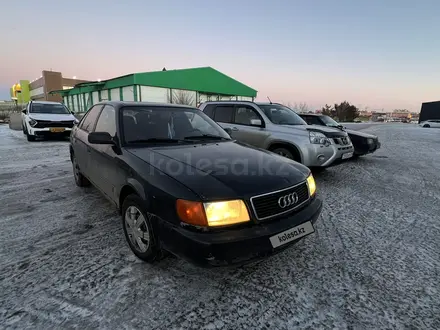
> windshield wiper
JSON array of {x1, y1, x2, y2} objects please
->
[
  {"x1": 183, "y1": 134, "x2": 229, "y2": 140},
  {"x1": 127, "y1": 138, "x2": 188, "y2": 144}
]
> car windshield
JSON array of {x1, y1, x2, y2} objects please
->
[
  {"x1": 258, "y1": 104, "x2": 307, "y2": 125},
  {"x1": 121, "y1": 106, "x2": 231, "y2": 144},
  {"x1": 30, "y1": 103, "x2": 70, "y2": 114},
  {"x1": 320, "y1": 115, "x2": 341, "y2": 127}
]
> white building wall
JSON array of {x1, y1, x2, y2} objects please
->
[
  {"x1": 139, "y1": 86, "x2": 169, "y2": 103},
  {"x1": 110, "y1": 88, "x2": 120, "y2": 101},
  {"x1": 100, "y1": 90, "x2": 109, "y2": 101},
  {"x1": 30, "y1": 87, "x2": 44, "y2": 97},
  {"x1": 72, "y1": 95, "x2": 78, "y2": 112},
  {"x1": 78, "y1": 94, "x2": 85, "y2": 112},
  {"x1": 122, "y1": 86, "x2": 135, "y2": 101},
  {"x1": 84, "y1": 93, "x2": 93, "y2": 110},
  {"x1": 92, "y1": 91, "x2": 99, "y2": 105}
]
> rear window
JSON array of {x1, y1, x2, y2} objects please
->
[{"x1": 30, "y1": 103, "x2": 70, "y2": 114}]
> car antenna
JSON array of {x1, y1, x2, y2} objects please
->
[{"x1": 267, "y1": 96, "x2": 272, "y2": 104}]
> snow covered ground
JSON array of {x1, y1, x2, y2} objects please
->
[{"x1": 0, "y1": 124, "x2": 439, "y2": 329}]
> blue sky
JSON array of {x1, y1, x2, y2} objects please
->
[{"x1": 1, "y1": 0, "x2": 439, "y2": 111}]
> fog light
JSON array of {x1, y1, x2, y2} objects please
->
[{"x1": 317, "y1": 155, "x2": 325, "y2": 161}]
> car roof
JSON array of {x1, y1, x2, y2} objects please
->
[
  {"x1": 96, "y1": 101, "x2": 196, "y2": 110},
  {"x1": 30, "y1": 100, "x2": 63, "y2": 105}
]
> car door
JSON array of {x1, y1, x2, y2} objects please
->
[
  {"x1": 230, "y1": 105, "x2": 270, "y2": 148},
  {"x1": 87, "y1": 105, "x2": 120, "y2": 201},
  {"x1": 72, "y1": 105, "x2": 104, "y2": 180},
  {"x1": 211, "y1": 105, "x2": 236, "y2": 132}
]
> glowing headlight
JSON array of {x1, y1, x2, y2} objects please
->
[
  {"x1": 307, "y1": 174, "x2": 317, "y2": 196},
  {"x1": 176, "y1": 199, "x2": 250, "y2": 227},
  {"x1": 204, "y1": 200, "x2": 250, "y2": 227}
]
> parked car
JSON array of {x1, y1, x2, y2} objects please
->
[
  {"x1": 70, "y1": 101, "x2": 323, "y2": 267},
  {"x1": 299, "y1": 113, "x2": 381, "y2": 157},
  {"x1": 21, "y1": 101, "x2": 78, "y2": 141},
  {"x1": 419, "y1": 120, "x2": 440, "y2": 128},
  {"x1": 198, "y1": 101, "x2": 354, "y2": 169}
]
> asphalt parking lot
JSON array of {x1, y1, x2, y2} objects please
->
[{"x1": 1, "y1": 123, "x2": 439, "y2": 329}]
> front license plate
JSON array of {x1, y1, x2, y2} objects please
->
[
  {"x1": 342, "y1": 152, "x2": 353, "y2": 160},
  {"x1": 50, "y1": 127, "x2": 65, "y2": 133},
  {"x1": 269, "y1": 221, "x2": 315, "y2": 248}
]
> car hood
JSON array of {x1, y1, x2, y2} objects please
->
[
  {"x1": 345, "y1": 129, "x2": 377, "y2": 139},
  {"x1": 28, "y1": 113, "x2": 76, "y2": 121},
  {"x1": 128, "y1": 141, "x2": 310, "y2": 200},
  {"x1": 277, "y1": 124, "x2": 348, "y2": 137}
]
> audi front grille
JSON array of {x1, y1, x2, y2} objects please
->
[{"x1": 250, "y1": 181, "x2": 310, "y2": 221}]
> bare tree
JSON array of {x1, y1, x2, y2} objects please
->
[
  {"x1": 168, "y1": 89, "x2": 195, "y2": 106},
  {"x1": 293, "y1": 102, "x2": 310, "y2": 113}
]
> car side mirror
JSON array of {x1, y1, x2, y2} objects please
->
[
  {"x1": 88, "y1": 132, "x2": 114, "y2": 145},
  {"x1": 21, "y1": 109, "x2": 26, "y2": 114},
  {"x1": 250, "y1": 119, "x2": 262, "y2": 126},
  {"x1": 71, "y1": 111, "x2": 75, "y2": 115},
  {"x1": 224, "y1": 127, "x2": 232, "y2": 135}
]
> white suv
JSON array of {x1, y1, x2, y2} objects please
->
[{"x1": 21, "y1": 101, "x2": 78, "y2": 141}]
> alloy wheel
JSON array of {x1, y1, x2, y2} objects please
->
[{"x1": 124, "y1": 206, "x2": 150, "y2": 253}]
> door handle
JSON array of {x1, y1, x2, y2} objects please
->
[
  {"x1": 231, "y1": 127, "x2": 239, "y2": 131},
  {"x1": 87, "y1": 146, "x2": 91, "y2": 152}
]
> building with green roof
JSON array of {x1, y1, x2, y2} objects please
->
[{"x1": 51, "y1": 67, "x2": 257, "y2": 112}]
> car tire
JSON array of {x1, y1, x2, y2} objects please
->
[
  {"x1": 22, "y1": 123, "x2": 26, "y2": 135},
  {"x1": 271, "y1": 147, "x2": 299, "y2": 162},
  {"x1": 72, "y1": 155, "x2": 90, "y2": 187},
  {"x1": 423, "y1": 124, "x2": 430, "y2": 128},
  {"x1": 121, "y1": 194, "x2": 162, "y2": 263}
]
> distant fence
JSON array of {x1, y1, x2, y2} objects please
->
[{"x1": 0, "y1": 102, "x2": 23, "y2": 122}]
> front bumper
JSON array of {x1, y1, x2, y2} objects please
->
[
  {"x1": 354, "y1": 139, "x2": 381, "y2": 155},
  {"x1": 157, "y1": 197, "x2": 323, "y2": 267},
  {"x1": 28, "y1": 127, "x2": 72, "y2": 138},
  {"x1": 303, "y1": 141, "x2": 354, "y2": 168}
]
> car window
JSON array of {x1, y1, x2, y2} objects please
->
[
  {"x1": 213, "y1": 106, "x2": 234, "y2": 123},
  {"x1": 203, "y1": 104, "x2": 215, "y2": 118},
  {"x1": 94, "y1": 105, "x2": 116, "y2": 136},
  {"x1": 79, "y1": 105, "x2": 103, "y2": 132},
  {"x1": 30, "y1": 103, "x2": 70, "y2": 114},
  {"x1": 303, "y1": 116, "x2": 322, "y2": 125},
  {"x1": 121, "y1": 106, "x2": 231, "y2": 143},
  {"x1": 259, "y1": 104, "x2": 307, "y2": 125},
  {"x1": 234, "y1": 106, "x2": 261, "y2": 126}
]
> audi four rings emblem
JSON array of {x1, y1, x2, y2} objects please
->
[{"x1": 278, "y1": 192, "x2": 299, "y2": 208}]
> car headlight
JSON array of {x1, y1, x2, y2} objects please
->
[
  {"x1": 309, "y1": 131, "x2": 330, "y2": 146},
  {"x1": 367, "y1": 138, "x2": 374, "y2": 144},
  {"x1": 176, "y1": 199, "x2": 250, "y2": 227},
  {"x1": 74, "y1": 118, "x2": 79, "y2": 125},
  {"x1": 29, "y1": 118, "x2": 37, "y2": 127},
  {"x1": 307, "y1": 174, "x2": 316, "y2": 196}
]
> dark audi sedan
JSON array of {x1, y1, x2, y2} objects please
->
[{"x1": 70, "y1": 101, "x2": 323, "y2": 267}]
